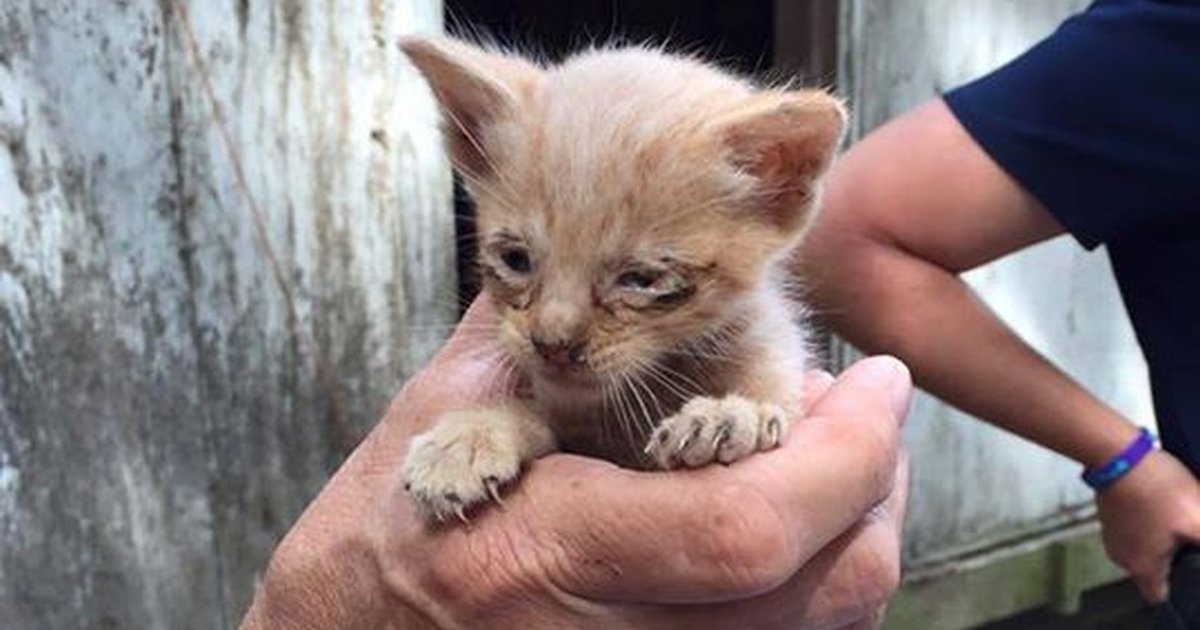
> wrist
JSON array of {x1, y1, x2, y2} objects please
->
[
  {"x1": 1081, "y1": 427, "x2": 1157, "y2": 492},
  {"x1": 1073, "y1": 415, "x2": 1145, "y2": 470}
]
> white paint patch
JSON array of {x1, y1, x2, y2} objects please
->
[
  {"x1": 0, "y1": 272, "x2": 33, "y2": 378},
  {"x1": 0, "y1": 60, "x2": 69, "y2": 298},
  {"x1": 0, "y1": 458, "x2": 20, "y2": 537}
]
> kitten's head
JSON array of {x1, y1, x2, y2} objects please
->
[{"x1": 403, "y1": 36, "x2": 845, "y2": 392}]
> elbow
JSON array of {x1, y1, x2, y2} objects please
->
[{"x1": 797, "y1": 176, "x2": 896, "y2": 314}]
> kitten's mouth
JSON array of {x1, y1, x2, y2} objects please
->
[{"x1": 536, "y1": 364, "x2": 600, "y2": 389}]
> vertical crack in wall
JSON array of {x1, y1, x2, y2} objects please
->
[{"x1": 159, "y1": 0, "x2": 231, "y2": 626}]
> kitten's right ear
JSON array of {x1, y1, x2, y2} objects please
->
[{"x1": 401, "y1": 36, "x2": 542, "y2": 179}]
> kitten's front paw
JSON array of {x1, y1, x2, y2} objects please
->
[
  {"x1": 646, "y1": 395, "x2": 788, "y2": 469},
  {"x1": 403, "y1": 409, "x2": 524, "y2": 522}
]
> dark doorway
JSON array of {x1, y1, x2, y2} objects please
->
[{"x1": 446, "y1": 0, "x2": 775, "y2": 72}]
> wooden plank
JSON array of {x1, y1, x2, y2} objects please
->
[
  {"x1": 774, "y1": 0, "x2": 839, "y2": 84},
  {"x1": 0, "y1": 1, "x2": 451, "y2": 627}
]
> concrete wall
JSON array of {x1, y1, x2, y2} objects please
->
[
  {"x1": 0, "y1": 1, "x2": 452, "y2": 627},
  {"x1": 838, "y1": 0, "x2": 1155, "y2": 569}
]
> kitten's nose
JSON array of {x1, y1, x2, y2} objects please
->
[{"x1": 532, "y1": 336, "x2": 588, "y2": 367}]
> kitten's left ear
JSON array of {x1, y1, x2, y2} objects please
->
[{"x1": 719, "y1": 90, "x2": 847, "y2": 234}]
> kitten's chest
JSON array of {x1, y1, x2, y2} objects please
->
[{"x1": 532, "y1": 358, "x2": 730, "y2": 469}]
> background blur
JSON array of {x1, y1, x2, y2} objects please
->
[{"x1": 0, "y1": 1, "x2": 1155, "y2": 628}]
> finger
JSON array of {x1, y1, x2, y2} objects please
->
[
  {"x1": 531, "y1": 356, "x2": 911, "y2": 604},
  {"x1": 806, "y1": 369, "x2": 835, "y2": 403},
  {"x1": 386, "y1": 297, "x2": 511, "y2": 428},
  {"x1": 802, "y1": 370, "x2": 836, "y2": 413},
  {"x1": 437, "y1": 296, "x2": 499, "y2": 356},
  {"x1": 634, "y1": 517, "x2": 902, "y2": 629},
  {"x1": 740, "y1": 356, "x2": 911, "y2": 560},
  {"x1": 1134, "y1": 565, "x2": 1170, "y2": 604},
  {"x1": 883, "y1": 450, "x2": 912, "y2": 533},
  {"x1": 637, "y1": 460, "x2": 909, "y2": 629},
  {"x1": 841, "y1": 608, "x2": 885, "y2": 630},
  {"x1": 772, "y1": 453, "x2": 908, "y2": 629},
  {"x1": 1181, "y1": 487, "x2": 1200, "y2": 544}
]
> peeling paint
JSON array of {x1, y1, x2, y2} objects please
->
[
  {"x1": 0, "y1": 457, "x2": 18, "y2": 537},
  {"x1": 1, "y1": 1, "x2": 450, "y2": 628},
  {"x1": 0, "y1": 272, "x2": 32, "y2": 378}
]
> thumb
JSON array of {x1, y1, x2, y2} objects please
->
[
  {"x1": 527, "y1": 356, "x2": 913, "y2": 604},
  {"x1": 388, "y1": 297, "x2": 510, "y2": 429},
  {"x1": 810, "y1": 355, "x2": 913, "y2": 427},
  {"x1": 1183, "y1": 485, "x2": 1200, "y2": 544},
  {"x1": 1134, "y1": 566, "x2": 1170, "y2": 604}
]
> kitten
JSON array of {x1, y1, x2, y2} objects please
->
[{"x1": 400, "y1": 36, "x2": 845, "y2": 522}]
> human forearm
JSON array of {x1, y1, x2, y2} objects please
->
[
  {"x1": 803, "y1": 95, "x2": 1200, "y2": 606},
  {"x1": 807, "y1": 235, "x2": 1137, "y2": 467},
  {"x1": 800, "y1": 99, "x2": 1140, "y2": 468}
]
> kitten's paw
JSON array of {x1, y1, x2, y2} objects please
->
[
  {"x1": 646, "y1": 395, "x2": 789, "y2": 469},
  {"x1": 403, "y1": 409, "x2": 524, "y2": 523}
]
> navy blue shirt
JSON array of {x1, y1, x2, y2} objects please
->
[{"x1": 944, "y1": 0, "x2": 1200, "y2": 473}]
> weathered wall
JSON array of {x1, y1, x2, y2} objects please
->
[
  {"x1": 839, "y1": 0, "x2": 1155, "y2": 567},
  {"x1": 0, "y1": 1, "x2": 451, "y2": 628}
]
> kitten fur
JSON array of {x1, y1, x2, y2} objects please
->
[{"x1": 400, "y1": 36, "x2": 846, "y2": 522}]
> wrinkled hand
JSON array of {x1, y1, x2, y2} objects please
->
[
  {"x1": 1096, "y1": 448, "x2": 1200, "y2": 603},
  {"x1": 240, "y1": 302, "x2": 913, "y2": 630}
]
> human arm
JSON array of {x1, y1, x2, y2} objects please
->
[
  {"x1": 798, "y1": 98, "x2": 1200, "y2": 602},
  {"x1": 238, "y1": 301, "x2": 913, "y2": 629}
]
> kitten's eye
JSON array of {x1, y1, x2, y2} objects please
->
[
  {"x1": 614, "y1": 267, "x2": 693, "y2": 306},
  {"x1": 617, "y1": 269, "x2": 661, "y2": 290},
  {"x1": 500, "y1": 248, "x2": 532, "y2": 274}
]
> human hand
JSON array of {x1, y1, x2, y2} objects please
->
[
  {"x1": 1096, "y1": 448, "x2": 1200, "y2": 603},
  {"x1": 239, "y1": 301, "x2": 913, "y2": 630}
]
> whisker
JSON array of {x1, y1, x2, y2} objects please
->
[
  {"x1": 453, "y1": 167, "x2": 525, "y2": 218},
  {"x1": 437, "y1": 104, "x2": 526, "y2": 206},
  {"x1": 638, "y1": 359, "x2": 701, "y2": 402},
  {"x1": 629, "y1": 369, "x2": 667, "y2": 429},
  {"x1": 614, "y1": 373, "x2": 641, "y2": 448},
  {"x1": 600, "y1": 378, "x2": 620, "y2": 448},
  {"x1": 623, "y1": 370, "x2": 657, "y2": 436},
  {"x1": 650, "y1": 356, "x2": 711, "y2": 398}
]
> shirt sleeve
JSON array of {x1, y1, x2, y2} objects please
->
[{"x1": 943, "y1": 0, "x2": 1200, "y2": 249}]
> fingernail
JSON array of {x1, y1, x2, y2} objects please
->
[{"x1": 854, "y1": 356, "x2": 912, "y2": 421}]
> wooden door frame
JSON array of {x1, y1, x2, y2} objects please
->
[{"x1": 773, "y1": 0, "x2": 839, "y2": 84}]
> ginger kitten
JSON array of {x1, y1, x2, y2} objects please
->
[{"x1": 400, "y1": 36, "x2": 845, "y2": 521}]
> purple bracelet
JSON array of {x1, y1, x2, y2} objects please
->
[{"x1": 1081, "y1": 427, "x2": 1156, "y2": 491}]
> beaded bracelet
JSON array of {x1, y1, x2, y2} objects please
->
[{"x1": 1081, "y1": 427, "x2": 1156, "y2": 492}]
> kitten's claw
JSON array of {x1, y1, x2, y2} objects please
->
[
  {"x1": 712, "y1": 421, "x2": 732, "y2": 454},
  {"x1": 484, "y1": 476, "x2": 506, "y2": 507},
  {"x1": 766, "y1": 417, "x2": 781, "y2": 447},
  {"x1": 646, "y1": 395, "x2": 791, "y2": 469},
  {"x1": 645, "y1": 429, "x2": 669, "y2": 455},
  {"x1": 760, "y1": 403, "x2": 787, "y2": 449},
  {"x1": 403, "y1": 409, "x2": 525, "y2": 522},
  {"x1": 673, "y1": 420, "x2": 702, "y2": 457}
]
